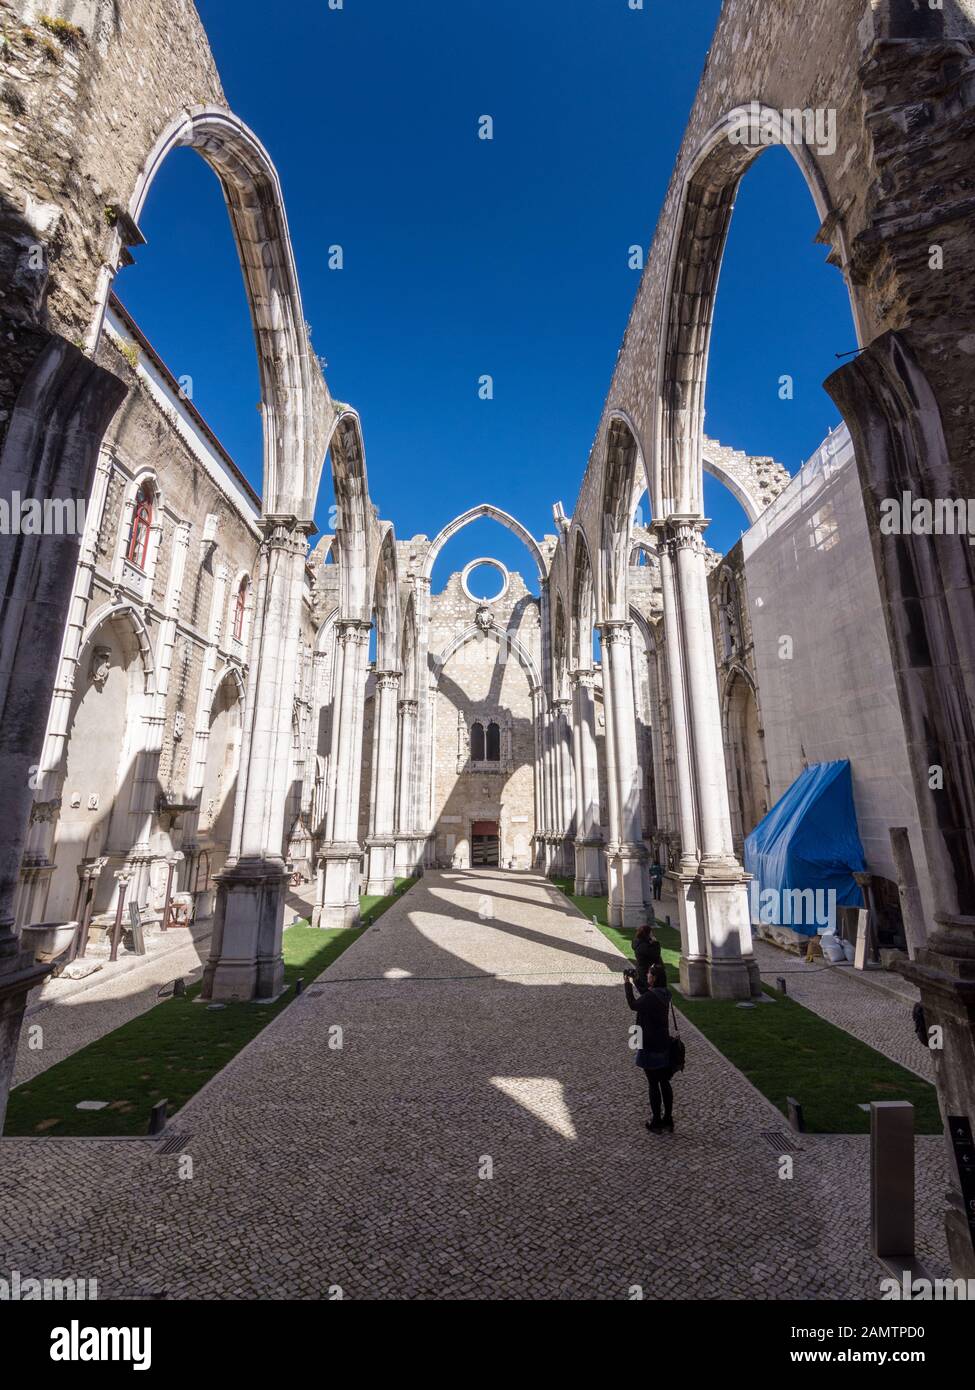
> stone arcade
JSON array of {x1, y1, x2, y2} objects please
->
[{"x1": 1, "y1": 0, "x2": 975, "y2": 1282}]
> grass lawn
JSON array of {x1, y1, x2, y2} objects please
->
[
  {"x1": 551, "y1": 877, "x2": 940, "y2": 1135},
  {"x1": 5, "y1": 878, "x2": 415, "y2": 1138}
]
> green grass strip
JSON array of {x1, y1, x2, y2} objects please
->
[
  {"x1": 6, "y1": 879, "x2": 415, "y2": 1138},
  {"x1": 551, "y1": 877, "x2": 940, "y2": 1135}
]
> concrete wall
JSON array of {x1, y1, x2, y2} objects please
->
[{"x1": 740, "y1": 426, "x2": 934, "y2": 926}]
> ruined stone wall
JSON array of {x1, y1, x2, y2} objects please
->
[
  {"x1": 427, "y1": 571, "x2": 540, "y2": 869},
  {"x1": 0, "y1": 0, "x2": 224, "y2": 436}
]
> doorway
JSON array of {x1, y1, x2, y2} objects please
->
[{"x1": 471, "y1": 820, "x2": 500, "y2": 867}]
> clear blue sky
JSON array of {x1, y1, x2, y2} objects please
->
[{"x1": 116, "y1": 0, "x2": 854, "y2": 596}]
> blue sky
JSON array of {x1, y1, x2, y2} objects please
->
[{"x1": 116, "y1": 0, "x2": 854, "y2": 595}]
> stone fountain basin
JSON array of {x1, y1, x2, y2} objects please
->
[{"x1": 20, "y1": 921, "x2": 78, "y2": 964}]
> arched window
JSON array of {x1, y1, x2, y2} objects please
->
[
  {"x1": 232, "y1": 577, "x2": 248, "y2": 642},
  {"x1": 486, "y1": 721, "x2": 501, "y2": 762},
  {"x1": 471, "y1": 721, "x2": 485, "y2": 761},
  {"x1": 126, "y1": 482, "x2": 153, "y2": 570}
]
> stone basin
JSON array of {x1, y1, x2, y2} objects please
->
[{"x1": 20, "y1": 921, "x2": 78, "y2": 964}]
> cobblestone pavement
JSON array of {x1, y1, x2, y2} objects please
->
[
  {"x1": 13, "y1": 925, "x2": 211, "y2": 1087},
  {"x1": 0, "y1": 872, "x2": 948, "y2": 1299}
]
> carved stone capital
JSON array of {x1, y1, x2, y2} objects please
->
[
  {"x1": 336, "y1": 618, "x2": 372, "y2": 646},
  {"x1": 660, "y1": 516, "x2": 709, "y2": 558},
  {"x1": 569, "y1": 668, "x2": 597, "y2": 691},
  {"x1": 596, "y1": 619, "x2": 633, "y2": 647}
]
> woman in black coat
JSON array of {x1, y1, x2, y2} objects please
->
[
  {"x1": 625, "y1": 961, "x2": 675, "y2": 1133},
  {"x1": 632, "y1": 923, "x2": 662, "y2": 992}
]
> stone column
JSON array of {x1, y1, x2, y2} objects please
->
[
  {"x1": 664, "y1": 519, "x2": 757, "y2": 1000},
  {"x1": 412, "y1": 576, "x2": 434, "y2": 864},
  {"x1": 316, "y1": 619, "x2": 372, "y2": 926},
  {"x1": 542, "y1": 704, "x2": 558, "y2": 875},
  {"x1": 365, "y1": 670, "x2": 401, "y2": 895},
  {"x1": 571, "y1": 669, "x2": 605, "y2": 894},
  {"x1": 598, "y1": 620, "x2": 647, "y2": 928},
  {"x1": 394, "y1": 696, "x2": 419, "y2": 875},
  {"x1": 530, "y1": 685, "x2": 545, "y2": 868},
  {"x1": 553, "y1": 696, "x2": 576, "y2": 877},
  {"x1": 657, "y1": 527, "x2": 706, "y2": 991},
  {"x1": 203, "y1": 516, "x2": 310, "y2": 1001},
  {"x1": 0, "y1": 338, "x2": 127, "y2": 1133}
]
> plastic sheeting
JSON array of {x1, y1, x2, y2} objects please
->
[{"x1": 744, "y1": 760, "x2": 866, "y2": 936}]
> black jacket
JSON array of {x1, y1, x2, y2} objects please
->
[
  {"x1": 633, "y1": 935, "x2": 662, "y2": 989},
  {"x1": 625, "y1": 979, "x2": 671, "y2": 1064}
]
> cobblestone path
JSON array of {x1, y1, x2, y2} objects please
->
[{"x1": 0, "y1": 872, "x2": 948, "y2": 1299}]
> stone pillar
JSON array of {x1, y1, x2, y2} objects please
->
[
  {"x1": 203, "y1": 516, "x2": 310, "y2": 1001},
  {"x1": 657, "y1": 527, "x2": 706, "y2": 990},
  {"x1": 540, "y1": 704, "x2": 555, "y2": 875},
  {"x1": 553, "y1": 697, "x2": 575, "y2": 876},
  {"x1": 365, "y1": 670, "x2": 401, "y2": 895},
  {"x1": 394, "y1": 696, "x2": 419, "y2": 875},
  {"x1": 571, "y1": 669, "x2": 605, "y2": 894},
  {"x1": 598, "y1": 620, "x2": 647, "y2": 928},
  {"x1": 412, "y1": 576, "x2": 434, "y2": 860},
  {"x1": 0, "y1": 338, "x2": 127, "y2": 1132},
  {"x1": 664, "y1": 520, "x2": 758, "y2": 999},
  {"x1": 528, "y1": 686, "x2": 545, "y2": 867},
  {"x1": 316, "y1": 619, "x2": 371, "y2": 927}
]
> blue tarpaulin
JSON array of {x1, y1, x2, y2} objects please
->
[{"x1": 744, "y1": 760, "x2": 866, "y2": 936}]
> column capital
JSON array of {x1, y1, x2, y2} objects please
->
[
  {"x1": 552, "y1": 697, "x2": 572, "y2": 715},
  {"x1": 655, "y1": 515, "x2": 710, "y2": 556},
  {"x1": 595, "y1": 618, "x2": 633, "y2": 646},
  {"x1": 569, "y1": 667, "x2": 597, "y2": 690},
  {"x1": 259, "y1": 514, "x2": 313, "y2": 558},
  {"x1": 374, "y1": 669, "x2": 402, "y2": 691},
  {"x1": 335, "y1": 618, "x2": 372, "y2": 645},
  {"x1": 398, "y1": 697, "x2": 419, "y2": 714}
]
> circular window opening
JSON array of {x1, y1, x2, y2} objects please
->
[{"x1": 462, "y1": 558, "x2": 508, "y2": 603}]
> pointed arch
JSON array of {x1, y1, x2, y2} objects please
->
[
  {"x1": 79, "y1": 602, "x2": 156, "y2": 697},
  {"x1": 431, "y1": 624, "x2": 543, "y2": 694},
  {"x1": 372, "y1": 524, "x2": 401, "y2": 670},
  {"x1": 600, "y1": 414, "x2": 646, "y2": 623},
  {"x1": 569, "y1": 523, "x2": 596, "y2": 670},
  {"x1": 655, "y1": 103, "x2": 863, "y2": 519},
  {"x1": 92, "y1": 104, "x2": 334, "y2": 521},
  {"x1": 423, "y1": 503, "x2": 546, "y2": 584}
]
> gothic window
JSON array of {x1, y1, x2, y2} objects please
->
[
  {"x1": 486, "y1": 721, "x2": 500, "y2": 762},
  {"x1": 126, "y1": 482, "x2": 154, "y2": 570},
  {"x1": 471, "y1": 721, "x2": 485, "y2": 760},
  {"x1": 232, "y1": 577, "x2": 249, "y2": 641}
]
